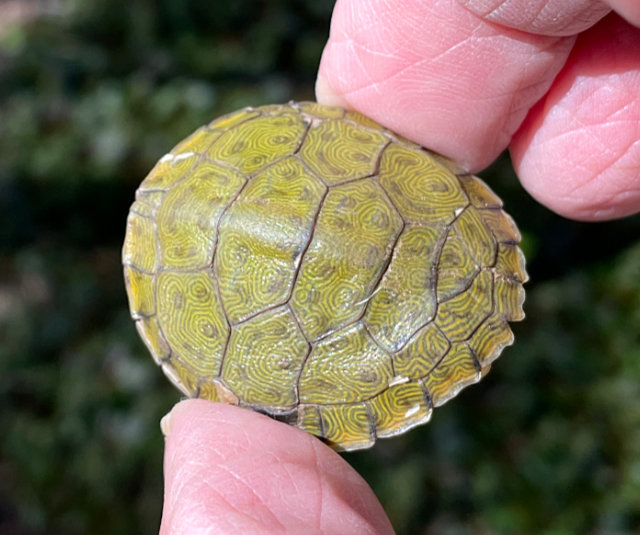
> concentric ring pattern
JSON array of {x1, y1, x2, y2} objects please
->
[{"x1": 122, "y1": 101, "x2": 527, "y2": 451}]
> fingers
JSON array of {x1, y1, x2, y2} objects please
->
[
  {"x1": 159, "y1": 400, "x2": 394, "y2": 535},
  {"x1": 317, "y1": 0, "x2": 640, "y2": 221},
  {"x1": 457, "y1": 0, "x2": 610, "y2": 36},
  {"x1": 316, "y1": 0, "x2": 574, "y2": 171},
  {"x1": 456, "y1": 1, "x2": 640, "y2": 34},
  {"x1": 511, "y1": 14, "x2": 640, "y2": 221},
  {"x1": 606, "y1": 0, "x2": 640, "y2": 26}
]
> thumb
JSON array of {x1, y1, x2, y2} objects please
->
[{"x1": 159, "y1": 399, "x2": 394, "y2": 535}]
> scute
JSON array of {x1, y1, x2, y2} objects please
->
[
  {"x1": 156, "y1": 270, "x2": 228, "y2": 377},
  {"x1": 370, "y1": 381, "x2": 433, "y2": 438},
  {"x1": 123, "y1": 101, "x2": 527, "y2": 451},
  {"x1": 214, "y1": 157, "x2": 325, "y2": 324},
  {"x1": 298, "y1": 119, "x2": 388, "y2": 185},
  {"x1": 290, "y1": 179, "x2": 403, "y2": 341},
  {"x1": 363, "y1": 224, "x2": 441, "y2": 351},
  {"x1": 156, "y1": 160, "x2": 245, "y2": 270},
  {"x1": 379, "y1": 143, "x2": 468, "y2": 224},
  {"x1": 298, "y1": 322, "x2": 393, "y2": 405},
  {"x1": 206, "y1": 112, "x2": 306, "y2": 175},
  {"x1": 222, "y1": 306, "x2": 309, "y2": 409}
]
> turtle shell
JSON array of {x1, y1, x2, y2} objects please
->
[{"x1": 122, "y1": 101, "x2": 527, "y2": 451}]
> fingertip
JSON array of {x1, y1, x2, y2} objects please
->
[
  {"x1": 607, "y1": 0, "x2": 640, "y2": 27},
  {"x1": 159, "y1": 400, "x2": 394, "y2": 535},
  {"x1": 458, "y1": 0, "x2": 610, "y2": 36},
  {"x1": 314, "y1": 0, "x2": 573, "y2": 171},
  {"x1": 511, "y1": 14, "x2": 640, "y2": 221},
  {"x1": 160, "y1": 399, "x2": 192, "y2": 437},
  {"x1": 315, "y1": 69, "x2": 349, "y2": 109}
]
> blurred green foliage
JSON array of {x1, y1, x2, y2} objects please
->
[{"x1": 0, "y1": 2, "x2": 638, "y2": 534}]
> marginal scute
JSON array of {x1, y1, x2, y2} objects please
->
[
  {"x1": 295, "y1": 101, "x2": 345, "y2": 119},
  {"x1": 370, "y1": 381, "x2": 432, "y2": 438},
  {"x1": 469, "y1": 314, "x2": 514, "y2": 367},
  {"x1": 123, "y1": 265, "x2": 155, "y2": 318},
  {"x1": 344, "y1": 109, "x2": 387, "y2": 132},
  {"x1": 196, "y1": 380, "x2": 222, "y2": 403},
  {"x1": 123, "y1": 101, "x2": 526, "y2": 452},
  {"x1": 496, "y1": 243, "x2": 528, "y2": 282},
  {"x1": 130, "y1": 190, "x2": 164, "y2": 218},
  {"x1": 480, "y1": 208, "x2": 522, "y2": 243},
  {"x1": 458, "y1": 174, "x2": 503, "y2": 209},
  {"x1": 138, "y1": 152, "x2": 199, "y2": 191},
  {"x1": 495, "y1": 276, "x2": 526, "y2": 321},
  {"x1": 317, "y1": 403, "x2": 374, "y2": 451},
  {"x1": 208, "y1": 108, "x2": 260, "y2": 131},
  {"x1": 122, "y1": 211, "x2": 157, "y2": 273},
  {"x1": 428, "y1": 150, "x2": 468, "y2": 176},
  {"x1": 161, "y1": 356, "x2": 200, "y2": 397},
  {"x1": 172, "y1": 127, "x2": 221, "y2": 155},
  {"x1": 423, "y1": 343, "x2": 481, "y2": 407},
  {"x1": 135, "y1": 316, "x2": 170, "y2": 364},
  {"x1": 297, "y1": 405, "x2": 323, "y2": 437}
]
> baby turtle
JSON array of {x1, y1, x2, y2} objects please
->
[{"x1": 122, "y1": 101, "x2": 527, "y2": 451}]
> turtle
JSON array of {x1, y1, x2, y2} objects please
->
[{"x1": 122, "y1": 101, "x2": 527, "y2": 451}]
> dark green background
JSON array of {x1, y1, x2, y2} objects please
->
[{"x1": 1, "y1": 1, "x2": 639, "y2": 533}]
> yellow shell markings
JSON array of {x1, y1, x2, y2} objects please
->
[
  {"x1": 214, "y1": 157, "x2": 325, "y2": 324},
  {"x1": 156, "y1": 270, "x2": 228, "y2": 379},
  {"x1": 206, "y1": 111, "x2": 307, "y2": 175},
  {"x1": 298, "y1": 117, "x2": 388, "y2": 186},
  {"x1": 156, "y1": 160, "x2": 246, "y2": 270},
  {"x1": 362, "y1": 224, "x2": 443, "y2": 352},
  {"x1": 290, "y1": 179, "x2": 404, "y2": 341},
  {"x1": 392, "y1": 322, "x2": 450, "y2": 380},
  {"x1": 222, "y1": 305, "x2": 309, "y2": 409},
  {"x1": 123, "y1": 101, "x2": 528, "y2": 451},
  {"x1": 298, "y1": 322, "x2": 394, "y2": 405}
]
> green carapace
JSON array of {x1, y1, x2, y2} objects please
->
[{"x1": 122, "y1": 101, "x2": 527, "y2": 451}]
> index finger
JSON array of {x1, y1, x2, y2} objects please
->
[{"x1": 316, "y1": 0, "x2": 576, "y2": 171}]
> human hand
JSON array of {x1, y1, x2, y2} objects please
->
[
  {"x1": 159, "y1": 400, "x2": 394, "y2": 535},
  {"x1": 317, "y1": 0, "x2": 640, "y2": 221},
  {"x1": 159, "y1": 3, "x2": 639, "y2": 534}
]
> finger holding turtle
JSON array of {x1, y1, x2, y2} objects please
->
[{"x1": 317, "y1": 0, "x2": 640, "y2": 221}]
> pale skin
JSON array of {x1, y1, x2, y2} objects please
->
[{"x1": 159, "y1": 2, "x2": 640, "y2": 534}]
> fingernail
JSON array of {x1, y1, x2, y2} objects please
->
[
  {"x1": 160, "y1": 408, "x2": 174, "y2": 436},
  {"x1": 315, "y1": 73, "x2": 347, "y2": 108}
]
